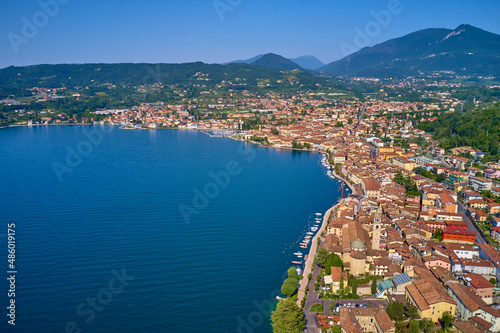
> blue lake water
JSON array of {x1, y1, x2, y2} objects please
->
[{"x1": 0, "y1": 125, "x2": 346, "y2": 333}]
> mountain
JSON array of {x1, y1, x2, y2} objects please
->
[
  {"x1": 222, "y1": 54, "x2": 264, "y2": 65},
  {"x1": 250, "y1": 53, "x2": 302, "y2": 70},
  {"x1": 289, "y1": 56, "x2": 325, "y2": 70},
  {"x1": 320, "y1": 24, "x2": 500, "y2": 77},
  {"x1": 0, "y1": 61, "x2": 324, "y2": 96}
]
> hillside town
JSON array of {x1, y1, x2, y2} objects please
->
[
  {"x1": 6, "y1": 84, "x2": 500, "y2": 333},
  {"x1": 86, "y1": 89, "x2": 500, "y2": 332}
]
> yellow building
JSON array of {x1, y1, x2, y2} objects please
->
[
  {"x1": 405, "y1": 279, "x2": 456, "y2": 322},
  {"x1": 393, "y1": 157, "x2": 417, "y2": 171}
]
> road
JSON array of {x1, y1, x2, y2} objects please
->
[{"x1": 457, "y1": 199, "x2": 487, "y2": 244}]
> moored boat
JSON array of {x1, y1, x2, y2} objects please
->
[
  {"x1": 291, "y1": 260, "x2": 302, "y2": 265},
  {"x1": 293, "y1": 252, "x2": 303, "y2": 256},
  {"x1": 306, "y1": 232, "x2": 314, "y2": 235}
]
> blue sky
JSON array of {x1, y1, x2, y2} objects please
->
[{"x1": 1, "y1": 0, "x2": 500, "y2": 69}]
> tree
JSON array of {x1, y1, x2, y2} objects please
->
[
  {"x1": 386, "y1": 302, "x2": 404, "y2": 321},
  {"x1": 288, "y1": 267, "x2": 298, "y2": 279},
  {"x1": 419, "y1": 318, "x2": 433, "y2": 333},
  {"x1": 281, "y1": 277, "x2": 299, "y2": 297},
  {"x1": 434, "y1": 229, "x2": 443, "y2": 242},
  {"x1": 405, "y1": 303, "x2": 418, "y2": 320},
  {"x1": 352, "y1": 276, "x2": 357, "y2": 296},
  {"x1": 271, "y1": 298, "x2": 305, "y2": 333},
  {"x1": 440, "y1": 311, "x2": 453, "y2": 329},
  {"x1": 331, "y1": 325, "x2": 342, "y2": 333},
  {"x1": 325, "y1": 253, "x2": 343, "y2": 274},
  {"x1": 490, "y1": 278, "x2": 497, "y2": 285},
  {"x1": 371, "y1": 276, "x2": 377, "y2": 294},
  {"x1": 315, "y1": 248, "x2": 329, "y2": 268},
  {"x1": 409, "y1": 320, "x2": 420, "y2": 333}
]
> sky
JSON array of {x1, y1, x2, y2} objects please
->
[{"x1": 1, "y1": 0, "x2": 500, "y2": 69}]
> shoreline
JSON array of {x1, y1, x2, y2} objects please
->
[{"x1": 296, "y1": 203, "x2": 338, "y2": 306}]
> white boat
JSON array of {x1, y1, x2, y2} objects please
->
[
  {"x1": 306, "y1": 232, "x2": 314, "y2": 235},
  {"x1": 315, "y1": 213, "x2": 322, "y2": 216},
  {"x1": 311, "y1": 227, "x2": 318, "y2": 232},
  {"x1": 304, "y1": 236, "x2": 312, "y2": 239},
  {"x1": 294, "y1": 251, "x2": 303, "y2": 256}
]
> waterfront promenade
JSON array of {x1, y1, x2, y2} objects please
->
[{"x1": 296, "y1": 204, "x2": 336, "y2": 307}]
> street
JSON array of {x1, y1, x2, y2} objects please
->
[{"x1": 457, "y1": 199, "x2": 487, "y2": 244}]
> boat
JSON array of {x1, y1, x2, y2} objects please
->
[
  {"x1": 306, "y1": 232, "x2": 314, "y2": 235},
  {"x1": 293, "y1": 252, "x2": 303, "y2": 256},
  {"x1": 291, "y1": 261, "x2": 302, "y2": 265},
  {"x1": 304, "y1": 236, "x2": 312, "y2": 240},
  {"x1": 300, "y1": 245, "x2": 308, "y2": 249},
  {"x1": 315, "y1": 213, "x2": 322, "y2": 216},
  {"x1": 303, "y1": 239, "x2": 311, "y2": 243},
  {"x1": 311, "y1": 227, "x2": 318, "y2": 232},
  {"x1": 300, "y1": 243, "x2": 308, "y2": 247}
]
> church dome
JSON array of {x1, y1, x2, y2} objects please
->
[{"x1": 351, "y1": 239, "x2": 366, "y2": 251}]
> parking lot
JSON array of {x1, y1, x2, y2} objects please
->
[{"x1": 330, "y1": 298, "x2": 387, "y2": 313}]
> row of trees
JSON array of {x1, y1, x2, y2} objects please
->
[{"x1": 272, "y1": 267, "x2": 304, "y2": 333}]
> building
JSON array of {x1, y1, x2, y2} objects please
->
[
  {"x1": 393, "y1": 157, "x2": 416, "y2": 171},
  {"x1": 372, "y1": 211, "x2": 381, "y2": 250},
  {"x1": 442, "y1": 229, "x2": 476, "y2": 244},
  {"x1": 464, "y1": 273, "x2": 494, "y2": 304},
  {"x1": 461, "y1": 259, "x2": 497, "y2": 276},
  {"x1": 405, "y1": 278, "x2": 456, "y2": 322},
  {"x1": 477, "y1": 243, "x2": 500, "y2": 281},
  {"x1": 447, "y1": 283, "x2": 487, "y2": 320},
  {"x1": 331, "y1": 266, "x2": 348, "y2": 293},
  {"x1": 339, "y1": 306, "x2": 395, "y2": 333},
  {"x1": 469, "y1": 177, "x2": 493, "y2": 192}
]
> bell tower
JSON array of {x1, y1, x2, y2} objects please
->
[{"x1": 372, "y1": 211, "x2": 381, "y2": 250}]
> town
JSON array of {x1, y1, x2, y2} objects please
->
[{"x1": 2, "y1": 76, "x2": 500, "y2": 333}]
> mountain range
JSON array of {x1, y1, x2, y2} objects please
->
[
  {"x1": 319, "y1": 24, "x2": 500, "y2": 77},
  {"x1": 224, "y1": 54, "x2": 325, "y2": 70},
  {"x1": 226, "y1": 24, "x2": 500, "y2": 78}
]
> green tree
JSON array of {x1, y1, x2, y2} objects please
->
[
  {"x1": 271, "y1": 298, "x2": 305, "y2": 333},
  {"x1": 434, "y1": 229, "x2": 443, "y2": 242},
  {"x1": 325, "y1": 253, "x2": 343, "y2": 274},
  {"x1": 371, "y1": 276, "x2": 377, "y2": 294},
  {"x1": 409, "y1": 320, "x2": 420, "y2": 333},
  {"x1": 315, "y1": 248, "x2": 329, "y2": 268},
  {"x1": 331, "y1": 325, "x2": 342, "y2": 333},
  {"x1": 441, "y1": 311, "x2": 453, "y2": 329},
  {"x1": 419, "y1": 318, "x2": 433, "y2": 333},
  {"x1": 288, "y1": 267, "x2": 298, "y2": 279},
  {"x1": 386, "y1": 302, "x2": 405, "y2": 321},
  {"x1": 490, "y1": 278, "x2": 497, "y2": 285},
  {"x1": 405, "y1": 303, "x2": 418, "y2": 320},
  {"x1": 281, "y1": 277, "x2": 299, "y2": 297},
  {"x1": 352, "y1": 276, "x2": 357, "y2": 296}
]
